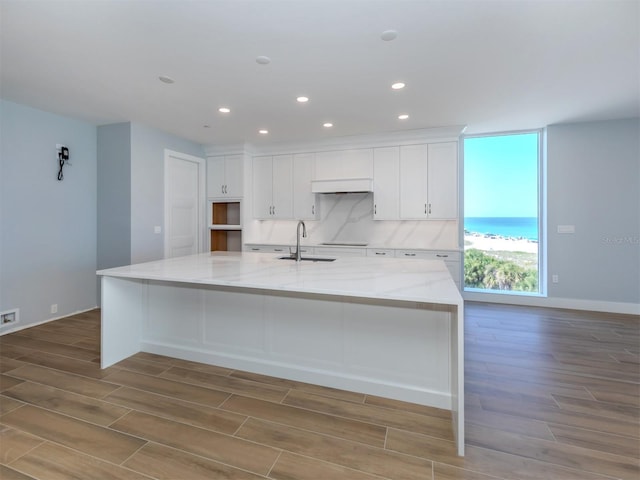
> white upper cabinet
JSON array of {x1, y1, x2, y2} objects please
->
[
  {"x1": 253, "y1": 154, "x2": 293, "y2": 219},
  {"x1": 373, "y1": 146, "x2": 399, "y2": 220},
  {"x1": 399, "y1": 142, "x2": 457, "y2": 220},
  {"x1": 314, "y1": 148, "x2": 373, "y2": 180},
  {"x1": 427, "y1": 142, "x2": 458, "y2": 219},
  {"x1": 207, "y1": 155, "x2": 243, "y2": 198},
  {"x1": 293, "y1": 153, "x2": 319, "y2": 220},
  {"x1": 399, "y1": 144, "x2": 429, "y2": 219}
]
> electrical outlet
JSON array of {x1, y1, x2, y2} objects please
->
[
  {"x1": 51, "y1": 304, "x2": 58, "y2": 314},
  {"x1": 552, "y1": 275, "x2": 559, "y2": 283},
  {"x1": 0, "y1": 309, "x2": 19, "y2": 327}
]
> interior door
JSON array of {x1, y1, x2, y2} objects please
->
[{"x1": 165, "y1": 150, "x2": 205, "y2": 258}]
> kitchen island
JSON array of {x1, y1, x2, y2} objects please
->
[{"x1": 98, "y1": 251, "x2": 465, "y2": 455}]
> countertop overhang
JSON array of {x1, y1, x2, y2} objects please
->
[{"x1": 97, "y1": 251, "x2": 462, "y2": 306}]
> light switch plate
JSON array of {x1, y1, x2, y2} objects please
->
[{"x1": 557, "y1": 225, "x2": 575, "y2": 234}]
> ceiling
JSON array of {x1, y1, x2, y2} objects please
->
[{"x1": 1, "y1": 0, "x2": 638, "y2": 147}]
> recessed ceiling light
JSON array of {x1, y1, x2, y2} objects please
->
[
  {"x1": 256, "y1": 56, "x2": 271, "y2": 65},
  {"x1": 259, "y1": 129, "x2": 269, "y2": 134},
  {"x1": 218, "y1": 107, "x2": 231, "y2": 113},
  {"x1": 296, "y1": 96, "x2": 309, "y2": 103},
  {"x1": 398, "y1": 114, "x2": 409, "y2": 120},
  {"x1": 391, "y1": 82, "x2": 405, "y2": 90},
  {"x1": 323, "y1": 122, "x2": 333, "y2": 128},
  {"x1": 158, "y1": 75, "x2": 175, "y2": 84},
  {"x1": 381, "y1": 30, "x2": 398, "y2": 41}
]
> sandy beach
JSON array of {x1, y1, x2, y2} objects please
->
[{"x1": 464, "y1": 233, "x2": 538, "y2": 254}]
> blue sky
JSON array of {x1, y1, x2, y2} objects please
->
[{"x1": 464, "y1": 133, "x2": 539, "y2": 218}]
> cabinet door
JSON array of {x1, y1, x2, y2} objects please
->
[
  {"x1": 224, "y1": 154, "x2": 243, "y2": 197},
  {"x1": 293, "y1": 153, "x2": 318, "y2": 220},
  {"x1": 399, "y1": 144, "x2": 428, "y2": 219},
  {"x1": 207, "y1": 157, "x2": 226, "y2": 198},
  {"x1": 373, "y1": 146, "x2": 399, "y2": 220},
  {"x1": 252, "y1": 156, "x2": 273, "y2": 219},
  {"x1": 271, "y1": 154, "x2": 293, "y2": 219},
  {"x1": 427, "y1": 142, "x2": 458, "y2": 219},
  {"x1": 341, "y1": 148, "x2": 373, "y2": 178},
  {"x1": 313, "y1": 148, "x2": 373, "y2": 180}
]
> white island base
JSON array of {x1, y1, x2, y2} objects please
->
[{"x1": 99, "y1": 252, "x2": 464, "y2": 455}]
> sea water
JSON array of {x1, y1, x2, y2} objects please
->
[{"x1": 464, "y1": 217, "x2": 538, "y2": 241}]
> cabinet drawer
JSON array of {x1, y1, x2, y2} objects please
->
[
  {"x1": 314, "y1": 246, "x2": 366, "y2": 257},
  {"x1": 245, "y1": 244, "x2": 289, "y2": 253},
  {"x1": 366, "y1": 248, "x2": 395, "y2": 258},
  {"x1": 395, "y1": 250, "x2": 460, "y2": 262}
]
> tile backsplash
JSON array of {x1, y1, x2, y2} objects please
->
[{"x1": 246, "y1": 193, "x2": 459, "y2": 249}]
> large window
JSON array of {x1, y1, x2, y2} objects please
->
[{"x1": 463, "y1": 132, "x2": 542, "y2": 294}]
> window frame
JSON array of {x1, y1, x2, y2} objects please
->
[{"x1": 460, "y1": 129, "x2": 546, "y2": 297}]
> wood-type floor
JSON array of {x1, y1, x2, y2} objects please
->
[{"x1": 0, "y1": 302, "x2": 638, "y2": 479}]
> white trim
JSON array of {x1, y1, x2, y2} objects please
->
[
  {"x1": 463, "y1": 291, "x2": 640, "y2": 315},
  {"x1": 204, "y1": 125, "x2": 467, "y2": 157},
  {"x1": 0, "y1": 307, "x2": 98, "y2": 336},
  {"x1": 163, "y1": 149, "x2": 207, "y2": 258}
]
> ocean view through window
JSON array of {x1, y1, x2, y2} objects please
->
[{"x1": 463, "y1": 132, "x2": 541, "y2": 294}]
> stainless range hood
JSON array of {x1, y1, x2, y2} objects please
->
[{"x1": 311, "y1": 177, "x2": 373, "y2": 194}]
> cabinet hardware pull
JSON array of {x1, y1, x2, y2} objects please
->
[
  {"x1": 222, "y1": 185, "x2": 224, "y2": 194},
  {"x1": 375, "y1": 252, "x2": 385, "y2": 255},
  {"x1": 436, "y1": 254, "x2": 448, "y2": 258},
  {"x1": 251, "y1": 248, "x2": 259, "y2": 251},
  {"x1": 424, "y1": 204, "x2": 427, "y2": 214},
  {"x1": 405, "y1": 253, "x2": 416, "y2": 257},
  {"x1": 274, "y1": 249, "x2": 283, "y2": 252},
  {"x1": 312, "y1": 205, "x2": 315, "y2": 215},
  {"x1": 428, "y1": 203, "x2": 431, "y2": 214},
  {"x1": 374, "y1": 204, "x2": 377, "y2": 215}
]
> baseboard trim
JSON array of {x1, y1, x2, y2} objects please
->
[
  {"x1": 141, "y1": 341, "x2": 452, "y2": 410},
  {"x1": 0, "y1": 306, "x2": 99, "y2": 336},
  {"x1": 462, "y1": 292, "x2": 639, "y2": 315}
]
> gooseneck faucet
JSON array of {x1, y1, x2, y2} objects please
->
[{"x1": 295, "y1": 220, "x2": 307, "y2": 262}]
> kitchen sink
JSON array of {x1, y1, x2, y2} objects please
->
[{"x1": 278, "y1": 256, "x2": 336, "y2": 262}]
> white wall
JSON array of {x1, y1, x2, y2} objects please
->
[{"x1": 0, "y1": 100, "x2": 97, "y2": 330}]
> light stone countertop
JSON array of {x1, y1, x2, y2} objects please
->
[{"x1": 98, "y1": 251, "x2": 463, "y2": 306}]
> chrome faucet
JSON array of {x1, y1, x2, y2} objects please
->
[{"x1": 294, "y1": 220, "x2": 307, "y2": 262}]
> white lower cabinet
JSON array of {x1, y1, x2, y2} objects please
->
[
  {"x1": 245, "y1": 244, "x2": 290, "y2": 254},
  {"x1": 314, "y1": 247, "x2": 366, "y2": 257},
  {"x1": 366, "y1": 248, "x2": 395, "y2": 258},
  {"x1": 395, "y1": 249, "x2": 461, "y2": 289},
  {"x1": 244, "y1": 244, "x2": 461, "y2": 288}
]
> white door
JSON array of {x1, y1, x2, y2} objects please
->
[{"x1": 165, "y1": 150, "x2": 205, "y2": 258}]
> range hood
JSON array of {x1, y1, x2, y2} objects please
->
[{"x1": 311, "y1": 177, "x2": 373, "y2": 194}]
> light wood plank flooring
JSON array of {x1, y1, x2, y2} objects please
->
[{"x1": 0, "y1": 303, "x2": 638, "y2": 479}]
